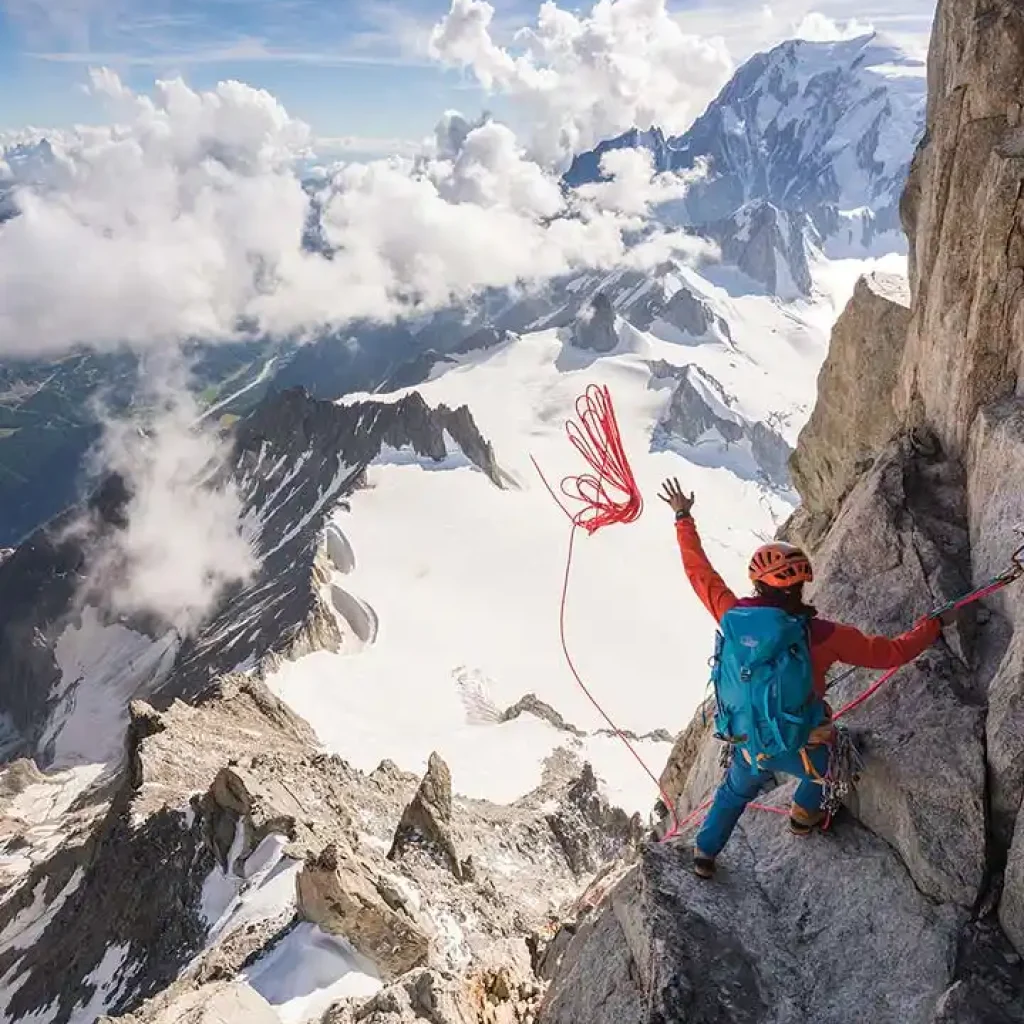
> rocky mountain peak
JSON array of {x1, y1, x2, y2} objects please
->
[
  {"x1": 565, "y1": 33, "x2": 925, "y2": 257},
  {"x1": 652, "y1": 360, "x2": 793, "y2": 491},
  {"x1": 0, "y1": 385, "x2": 502, "y2": 764},
  {"x1": 705, "y1": 198, "x2": 817, "y2": 297},
  {"x1": 568, "y1": 293, "x2": 619, "y2": 353}
]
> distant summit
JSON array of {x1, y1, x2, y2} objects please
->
[{"x1": 565, "y1": 33, "x2": 926, "y2": 256}]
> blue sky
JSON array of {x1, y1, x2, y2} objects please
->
[
  {"x1": 0, "y1": 0, "x2": 937, "y2": 146},
  {"x1": 0, "y1": 0, "x2": 498, "y2": 142}
]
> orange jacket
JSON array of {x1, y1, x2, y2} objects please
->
[{"x1": 676, "y1": 517, "x2": 941, "y2": 699}]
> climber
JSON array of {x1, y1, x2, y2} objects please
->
[{"x1": 658, "y1": 477, "x2": 954, "y2": 880}]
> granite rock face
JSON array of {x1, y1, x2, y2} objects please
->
[
  {"x1": 705, "y1": 201, "x2": 816, "y2": 298},
  {"x1": 569, "y1": 293, "x2": 619, "y2": 353},
  {"x1": 788, "y1": 273, "x2": 912, "y2": 548},
  {"x1": 1, "y1": 674, "x2": 639, "y2": 1022},
  {"x1": 540, "y1": 803, "x2": 965, "y2": 1024},
  {"x1": 652, "y1": 361, "x2": 794, "y2": 490}
]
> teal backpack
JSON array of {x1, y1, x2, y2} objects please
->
[{"x1": 710, "y1": 605, "x2": 824, "y2": 763}]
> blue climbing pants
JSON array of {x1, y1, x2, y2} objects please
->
[{"x1": 694, "y1": 744, "x2": 830, "y2": 857}]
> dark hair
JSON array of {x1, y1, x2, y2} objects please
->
[{"x1": 753, "y1": 580, "x2": 817, "y2": 618}]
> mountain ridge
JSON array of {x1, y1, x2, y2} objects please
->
[{"x1": 565, "y1": 32, "x2": 926, "y2": 255}]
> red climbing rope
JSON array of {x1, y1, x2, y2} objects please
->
[
  {"x1": 532, "y1": 383, "x2": 643, "y2": 534},
  {"x1": 531, "y1": 384, "x2": 681, "y2": 840}
]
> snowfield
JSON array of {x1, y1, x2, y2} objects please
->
[
  {"x1": 45, "y1": 608, "x2": 179, "y2": 769},
  {"x1": 0, "y1": 253, "x2": 903, "y2": 1024},
  {"x1": 267, "y1": 262, "x2": 886, "y2": 817}
]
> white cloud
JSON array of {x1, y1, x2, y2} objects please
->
[
  {"x1": 28, "y1": 38, "x2": 436, "y2": 69},
  {"x1": 0, "y1": 71, "x2": 312, "y2": 353},
  {"x1": 84, "y1": 363, "x2": 257, "y2": 634},
  {"x1": 261, "y1": 118, "x2": 714, "y2": 332},
  {"x1": 794, "y1": 11, "x2": 875, "y2": 41},
  {"x1": 575, "y1": 148, "x2": 707, "y2": 216},
  {"x1": 433, "y1": 110, "x2": 488, "y2": 161},
  {"x1": 0, "y1": 71, "x2": 707, "y2": 354},
  {"x1": 428, "y1": 0, "x2": 734, "y2": 166},
  {"x1": 657, "y1": 1, "x2": 932, "y2": 69}
]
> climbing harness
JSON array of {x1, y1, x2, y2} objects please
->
[{"x1": 531, "y1": 384, "x2": 681, "y2": 840}]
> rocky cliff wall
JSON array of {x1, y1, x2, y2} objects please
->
[
  {"x1": 788, "y1": 273, "x2": 911, "y2": 548},
  {"x1": 537, "y1": 3, "x2": 1024, "y2": 1020},
  {"x1": 898, "y1": 0, "x2": 1024, "y2": 454}
]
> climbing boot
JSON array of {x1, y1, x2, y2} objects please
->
[
  {"x1": 693, "y1": 849, "x2": 716, "y2": 879},
  {"x1": 789, "y1": 805, "x2": 826, "y2": 837}
]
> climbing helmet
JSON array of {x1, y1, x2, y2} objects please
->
[{"x1": 748, "y1": 542, "x2": 813, "y2": 588}]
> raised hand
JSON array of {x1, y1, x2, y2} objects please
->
[{"x1": 659, "y1": 477, "x2": 695, "y2": 517}]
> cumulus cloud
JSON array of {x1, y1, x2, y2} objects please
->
[
  {"x1": 428, "y1": 0, "x2": 734, "y2": 166},
  {"x1": 794, "y1": 11, "x2": 875, "y2": 42},
  {"x1": 576, "y1": 148, "x2": 707, "y2": 216},
  {"x1": 0, "y1": 71, "x2": 312, "y2": 353},
  {"x1": 85, "y1": 364, "x2": 257, "y2": 634},
  {"x1": 433, "y1": 110, "x2": 490, "y2": 161},
  {"x1": 0, "y1": 70, "x2": 708, "y2": 354},
  {"x1": 0, "y1": 67, "x2": 711, "y2": 631},
  {"x1": 312, "y1": 135, "x2": 425, "y2": 161},
  {"x1": 271, "y1": 122, "x2": 711, "y2": 330}
]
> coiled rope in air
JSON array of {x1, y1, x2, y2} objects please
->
[{"x1": 531, "y1": 383, "x2": 685, "y2": 841}]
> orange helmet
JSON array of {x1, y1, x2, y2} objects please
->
[{"x1": 749, "y1": 542, "x2": 813, "y2": 588}]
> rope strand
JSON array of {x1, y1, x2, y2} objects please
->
[{"x1": 532, "y1": 384, "x2": 678, "y2": 841}]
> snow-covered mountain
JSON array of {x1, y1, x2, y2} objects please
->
[
  {"x1": 0, "y1": 245, "x2": 835, "y2": 1020},
  {"x1": 0, "y1": 135, "x2": 56, "y2": 184},
  {"x1": 0, "y1": 134, "x2": 59, "y2": 221},
  {"x1": 565, "y1": 33, "x2": 926, "y2": 256},
  {"x1": 0, "y1": 389, "x2": 502, "y2": 768},
  {"x1": 0, "y1": 27, "x2": 927, "y2": 1024}
]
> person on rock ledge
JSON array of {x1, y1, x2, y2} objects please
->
[{"x1": 658, "y1": 478, "x2": 954, "y2": 880}]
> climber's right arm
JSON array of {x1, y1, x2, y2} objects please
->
[{"x1": 674, "y1": 516, "x2": 738, "y2": 623}]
